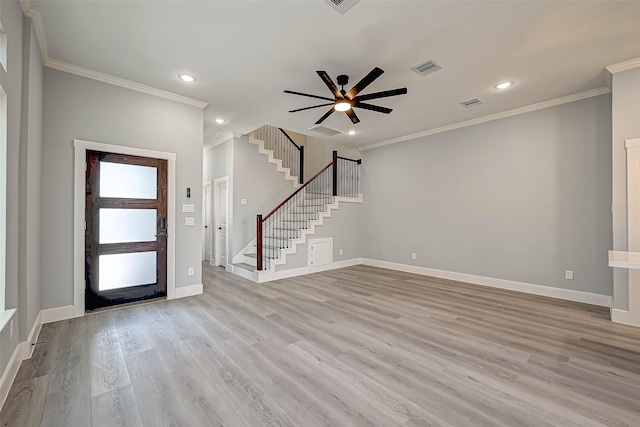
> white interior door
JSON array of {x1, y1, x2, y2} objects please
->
[
  {"x1": 214, "y1": 177, "x2": 229, "y2": 267},
  {"x1": 202, "y1": 181, "x2": 212, "y2": 262}
]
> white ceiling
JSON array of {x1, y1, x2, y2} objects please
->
[{"x1": 31, "y1": 0, "x2": 640, "y2": 148}]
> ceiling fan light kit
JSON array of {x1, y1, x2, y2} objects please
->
[{"x1": 285, "y1": 67, "x2": 407, "y2": 125}]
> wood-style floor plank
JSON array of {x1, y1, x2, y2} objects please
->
[{"x1": 2, "y1": 263, "x2": 640, "y2": 426}]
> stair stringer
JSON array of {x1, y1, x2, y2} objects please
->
[{"x1": 248, "y1": 136, "x2": 302, "y2": 189}]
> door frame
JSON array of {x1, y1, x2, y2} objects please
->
[
  {"x1": 202, "y1": 180, "x2": 213, "y2": 265},
  {"x1": 73, "y1": 139, "x2": 176, "y2": 317},
  {"x1": 213, "y1": 176, "x2": 229, "y2": 268}
]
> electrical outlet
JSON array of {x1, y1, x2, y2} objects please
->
[
  {"x1": 411, "y1": 253, "x2": 417, "y2": 260},
  {"x1": 9, "y1": 319, "x2": 13, "y2": 338},
  {"x1": 185, "y1": 217, "x2": 195, "y2": 226},
  {"x1": 565, "y1": 270, "x2": 574, "y2": 280},
  {"x1": 188, "y1": 267, "x2": 195, "y2": 276},
  {"x1": 241, "y1": 199, "x2": 247, "y2": 205},
  {"x1": 339, "y1": 249, "x2": 343, "y2": 255}
]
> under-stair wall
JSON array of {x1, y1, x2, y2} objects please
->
[{"x1": 271, "y1": 200, "x2": 363, "y2": 272}]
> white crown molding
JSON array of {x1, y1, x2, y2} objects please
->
[
  {"x1": 21, "y1": 4, "x2": 49, "y2": 63},
  {"x1": 204, "y1": 133, "x2": 233, "y2": 151},
  {"x1": 46, "y1": 59, "x2": 208, "y2": 109},
  {"x1": 20, "y1": 3, "x2": 207, "y2": 109},
  {"x1": 359, "y1": 86, "x2": 611, "y2": 152},
  {"x1": 606, "y1": 57, "x2": 640, "y2": 74}
]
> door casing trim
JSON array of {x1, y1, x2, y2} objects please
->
[{"x1": 74, "y1": 139, "x2": 177, "y2": 316}]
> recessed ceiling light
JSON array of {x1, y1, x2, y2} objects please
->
[
  {"x1": 214, "y1": 118, "x2": 225, "y2": 124},
  {"x1": 495, "y1": 81, "x2": 513, "y2": 90},
  {"x1": 179, "y1": 74, "x2": 195, "y2": 82},
  {"x1": 347, "y1": 130, "x2": 357, "y2": 135},
  {"x1": 335, "y1": 101, "x2": 352, "y2": 112}
]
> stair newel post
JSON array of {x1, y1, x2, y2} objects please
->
[
  {"x1": 332, "y1": 150, "x2": 338, "y2": 197},
  {"x1": 256, "y1": 214, "x2": 263, "y2": 271},
  {"x1": 299, "y1": 145, "x2": 304, "y2": 184}
]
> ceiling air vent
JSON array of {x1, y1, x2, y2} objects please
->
[
  {"x1": 325, "y1": 0, "x2": 360, "y2": 14},
  {"x1": 460, "y1": 98, "x2": 483, "y2": 108},
  {"x1": 412, "y1": 59, "x2": 442, "y2": 76},
  {"x1": 309, "y1": 125, "x2": 343, "y2": 137}
]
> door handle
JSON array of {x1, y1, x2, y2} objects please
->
[{"x1": 218, "y1": 227, "x2": 222, "y2": 230}]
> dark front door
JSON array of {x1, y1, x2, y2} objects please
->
[{"x1": 85, "y1": 150, "x2": 168, "y2": 311}]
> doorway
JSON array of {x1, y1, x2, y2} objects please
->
[
  {"x1": 85, "y1": 150, "x2": 168, "y2": 310},
  {"x1": 214, "y1": 176, "x2": 229, "y2": 267},
  {"x1": 202, "y1": 181, "x2": 212, "y2": 263}
]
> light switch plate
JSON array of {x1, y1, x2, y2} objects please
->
[
  {"x1": 185, "y1": 217, "x2": 195, "y2": 226},
  {"x1": 182, "y1": 204, "x2": 195, "y2": 213}
]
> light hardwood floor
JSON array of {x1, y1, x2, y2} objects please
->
[{"x1": 2, "y1": 264, "x2": 640, "y2": 426}]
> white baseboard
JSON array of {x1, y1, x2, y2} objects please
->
[
  {"x1": 610, "y1": 308, "x2": 639, "y2": 326},
  {"x1": 0, "y1": 340, "x2": 26, "y2": 411},
  {"x1": 41, "y1": 305, "x2": 78, "y2": 324},
  {"x1": 361, "y1": 258, "x2": 612, "y2": 308},
  {"x1": 257, "y1": 258, "x2": 361, "y2": 283},
  {"x1": 174, "y1": 284, "x2": 203, "y2": 299},
  {"x1": 1, "y1": 305, "x2": 80, "y2": 409}
]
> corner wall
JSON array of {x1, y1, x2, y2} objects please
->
[{"x1": 361, "y1": 94, "x2": 613, "y2": 297}]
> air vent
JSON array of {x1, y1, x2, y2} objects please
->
[
  {"x1": 309, "y1": 125, "x2": 343, "y2": 137},
  {"x1": 460, "y1": 98, "x2": 483, "y2": 108},
  {"x1": 325, "y1": 0, "x2": 360, "y2": 14},
  {"x1": 412, "y1": 59, "x2": 442, "y2": 76}
]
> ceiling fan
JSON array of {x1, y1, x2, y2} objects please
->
[{"x1": 284, "y1": 67, "x2": 407, "y2": 125}]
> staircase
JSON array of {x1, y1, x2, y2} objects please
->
[
  {"x1": 249, "y1": 125, "x2": 304, "y2": 186},
  {"x1": 232, "y1": 146, "x2": 361, "y2": 283}
]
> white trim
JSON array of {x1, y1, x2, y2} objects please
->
[
  {"x1": 46, "y1": 59, "x2": 208, "y2": 109},
  {"x1": 0, "y1": 340, "x2": 25, "y2": 411},
  {"x1": 0, "y1": 308, "x2": 15, "y2": 333},
  {"x1": 21, "y1": 5, "x2": 49, "y2": 64},
  {"x1": 608, "y1": 250, "x2": 640, "y2": 269},
  {"x1": 248, "y1": 136, "x2": 302, "y2": 188},
  {"x1": 611, "y1": 308, "x2": 633, "y2": 325},
  {"x1": 606, "y1": 57, "x2": 640, "y2": 74},
  {"x1": 257, "y1": 258, "x2": 361, "y2": 283},
  {"x1": 360, "y1": 259, "x2": 612, "y2": 307},
  {"x1": 204, "y1": 135, "x2": 233, "y2": 152},
  {"x1": 40, "y1": 305, "x2": 78, "y2": 324},
  {"x1": 625, "y1": 138, "x2": 640, "y2": 149},
  {"x1": 73, "y1": 139, "x2": 177, "y2": 314},
  {"x1": 359, "y1": 87, "x2": 611, "y2": 152},
  {"x1": 174, "y1": 284, "x2": 203, "y2": 299}
]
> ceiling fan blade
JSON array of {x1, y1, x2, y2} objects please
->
[
  {"x1": 284, "y1": 90, "x2": 334, "y2": 102},
  {"x1": 315, "y1": 107, "x2": 335, "y2": 125},
  {"x1": 289, "y1": 103, "x2": 335, "y2": 113},
  {"x1": 345, "y1": 109, "x2": 360, "y2": 124},
  {"x1": 354, "y1": 102, "x2": 393, "y2": 114},
  {"x1": 316, "y1": 71, "x2": 343, "y2": 98},
  {"x1": 354, "y1": 87, "x2": 407, "y2": 102},
  {"x1": 345, "y1": 67, "x2": 384, "y2": 99}
]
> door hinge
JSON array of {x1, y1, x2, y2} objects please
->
[
  {"x1": 84, "y1": 220, "x2": 87, "y2": 231},
  {"x1": 84, "y1": 161, "x2": 87, "y2": 172}
]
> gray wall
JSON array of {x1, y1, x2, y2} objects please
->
[
  {"x1": 41, "y1": 68, "x2": 204, "y2": 310},
  {"x1": 305, "y1": 135, "x2": 361, "y2": 177},
  {"x1": 361, "y1": 94, "x2": 612, "y2": 296},
  {"x1": 611, "y1": 67, "x2": 640, "y2": 310},
  {"x1": 231, "y1": 135, "x2": 296, "y2": 256},
  {"x1": 0, "y1": 3, "x2": 44, "y2": 381},
  {"x1": 203, "y1": 138, "x2": 232, "y2": 184}
]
